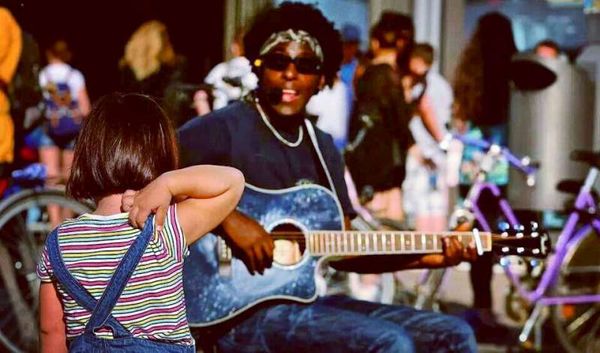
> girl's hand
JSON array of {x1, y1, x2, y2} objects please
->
[
  {"x1": 121, "y1": 189, "x2": 137, "y2": 213},
  {"x1": 127, "y1": 175, "x2": 173, "y2": 231}
]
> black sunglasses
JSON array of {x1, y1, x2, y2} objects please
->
[{"x1": 260, "y1": 53, "x2": 323, "y2": 75}]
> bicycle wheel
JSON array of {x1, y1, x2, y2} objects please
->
[
  {"x1": 0, "y1": 188, "x2": 93, "y2": 353},
  {"x1": 551, "y1": 228, "x2": 600, "y2": 353}
]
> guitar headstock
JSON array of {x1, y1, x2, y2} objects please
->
[{"x1": 491, "y1": 222, "x2": 551, "y2": 258}]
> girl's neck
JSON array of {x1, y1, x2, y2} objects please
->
[{"x1": 94, "y1": 194, "x2": 124, "y2": 216}]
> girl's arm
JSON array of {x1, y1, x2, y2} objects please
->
[
  {"x1": 127, "y1": 165, "x2": 245, "y2": 245},
  {"x1": 39, "y1": 282, "x2": 67, "y2": 353},
  {"x1": 417, "y1": 94, "x2": 445, "y2": 142}
]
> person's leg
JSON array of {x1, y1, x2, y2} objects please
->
[
  {"x1": 39, "y1": 143, "x2": 61, "y2": 228},
  {"x1": 216, "y1": 301, "x2": 415, "y2": 353},
  {"x1": 320, "y1": 295, "x2": 477, "y2": 353},
  {"x1": 60, "y1": 147, "x2": 75, "y2": 219}
]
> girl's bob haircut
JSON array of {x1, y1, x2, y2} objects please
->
[{"x1": 67, "y1": 93, "x2": 178, "y2": 201}]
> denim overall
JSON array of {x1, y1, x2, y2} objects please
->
[{"x1": 47, "y1": 217, "x2": 195, "y2": 353}]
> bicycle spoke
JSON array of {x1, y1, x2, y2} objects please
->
[{"x1": 565, "y1": 306, "x2": 599, "y2": 336}]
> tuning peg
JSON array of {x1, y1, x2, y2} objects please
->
[
  {"x1": 529, "y1": 221, "x2": 539, "y2": 231},
  {"x1": 498, "y1": 221, "x2": 510, "y2": 232}
]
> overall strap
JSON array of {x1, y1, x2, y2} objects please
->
[
  {"x1": 47, "y1": 228, "x2": 129, "y2": 337},
  {"x1": 85, "y1": 216, "x2": 155, "y2": 333}
]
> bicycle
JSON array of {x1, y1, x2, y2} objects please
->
[
  {"x1": 416, "y1": 134, "x2": 599, "y2": 353},
  {"x1": 0, "y1": 163, "x2": 93, "y2": 353}
]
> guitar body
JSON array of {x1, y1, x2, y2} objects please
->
[{"x1": 183, "y1": 184, "x2": 344, "y2": 327}]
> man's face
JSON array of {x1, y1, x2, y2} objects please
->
[{"x1": 259, "y1": 41, "x2": 324, "y2": 117}]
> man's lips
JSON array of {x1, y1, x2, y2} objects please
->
[{"x1": 281, "y1": 89, "x2": 299, "y2": 103}]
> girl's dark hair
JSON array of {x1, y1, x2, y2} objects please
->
[
  {"x1": 67, "y1": 93, "x2": 178, "y2": 201},
  {"x1": 453, "y1": 12, "x2": 517, "y2": 125},
  {"x1": 243, "y1": 1, "x2": 342, "y2": 87}
]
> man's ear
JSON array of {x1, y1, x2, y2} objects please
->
[{"x1": 314, "y1": 75, "x2": 326, "y2": 95}]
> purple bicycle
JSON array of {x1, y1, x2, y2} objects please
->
[{"x1": 425, "y1": 135, "x2": 599, "y2": 353}]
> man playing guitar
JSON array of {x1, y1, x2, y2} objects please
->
[{"x1": 132, "y1": 3, "x2": 478, "y2": 352}]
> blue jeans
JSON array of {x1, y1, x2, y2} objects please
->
[{"x1": 216, "y1": 295, "x2": 477, "y2": 353}]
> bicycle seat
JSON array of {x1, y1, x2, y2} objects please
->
[{"x1": 570, "y1": 150, "x2": 600, "y2": 168}]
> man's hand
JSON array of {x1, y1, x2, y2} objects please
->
[
  {"x1": 418, "y1": 236, "x2": 478, "y2": 268},
  {"x1": 221, "y1": 211, "x2": 274, "y2": 275}
]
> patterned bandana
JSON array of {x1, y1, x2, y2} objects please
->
[{"x1": 259, "y1": 29, "x2": 324, "y2": 61}]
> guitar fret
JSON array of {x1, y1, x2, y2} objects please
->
[
  {"x1": 390, "y1": 233, "x2": 395, "y2": 252},
  {"x1": 320, "y1": 232, "x2": 325, "y2": 255},
  {"x1": 358, "y1": 233, "x2": 363, "y2": 253},
  {"x1": 337, "y1": 232, "x2": 342, "y2": 254},
  {"x1": 344, "y1": 233, "x2": 348, "y2": 254}
]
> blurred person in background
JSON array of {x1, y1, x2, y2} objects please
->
[
  {"x1": 119, "y1": 20, "x2": 186, "y2": 105},
  {"x1": 402, "y1": 43, "x2": 452, "y2": 232},
  {"x1": 204, "y1": 27, "x2": 258, "y2": 111},
  {"x1": 534, "y1": 39, "x2": 561, "y2": 59},
  {"x1": 38, "y1": 39, "x2": 90, "y2": 227},
  {"x1": 0, "y1": 6, "x2": 21, "y2": 182},
  {"x1": 339, "y1": 24, "x2": 362, "y2": 113},
  {"x1": 452, "y1": 11, "x2": 517, "y2": 341},
  {"x1": 346, "y1": 12, "x2": 413, "y2": 223}
]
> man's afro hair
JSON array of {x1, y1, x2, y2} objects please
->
[{"x1": 244, "y1": 2, "x2": 342, "y2": 87}]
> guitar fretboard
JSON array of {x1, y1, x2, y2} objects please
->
[
  {"x1": 217, "y1": 231, "x2": 492, "y2": 261},
  {"x1": 308, "y1": 231, "x2": 491, "y2": 256}
]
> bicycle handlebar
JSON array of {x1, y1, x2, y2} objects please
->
[{"x1": 441, "y1": 133, "x2": 539, "y2": 185}]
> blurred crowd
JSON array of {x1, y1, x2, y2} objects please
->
[{"x1": 0, "y1": 4, "x2": 573, "y2": 341}]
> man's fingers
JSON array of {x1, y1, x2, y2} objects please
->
[
  {"x1": 261, "y1": 243, "x2": 273, "y2": 269},
  {"x1": 253, "y1": 246, "x2": 265, "y2": 274}
]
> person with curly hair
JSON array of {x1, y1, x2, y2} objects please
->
[
  {"x1": 452, "y1": 12, "x2": 517, "y2": 341},
  {"x1": 177, "y1": 3, "x2": 477, "y2": 353}
]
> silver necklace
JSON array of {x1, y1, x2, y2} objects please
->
[{"x1": 255, "y1": 97, "x2": 304, "y2": 148}]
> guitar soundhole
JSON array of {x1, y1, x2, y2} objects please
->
[{"x1": 271, "y1": 223, "x2": 306, "y2": 267}]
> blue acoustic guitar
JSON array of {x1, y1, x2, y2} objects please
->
[{"x1": 183, "y1": 184, "x2": 549, "y2": 328}]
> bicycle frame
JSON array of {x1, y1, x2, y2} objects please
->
[{"x1": 457, "y1": 134, "x2": 600, "y2": 347}]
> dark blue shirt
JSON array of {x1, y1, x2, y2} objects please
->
[{"x1": 178, "y1": 101, "x2": 355, "y2": 217}]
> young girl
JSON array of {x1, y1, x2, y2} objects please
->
[{"x1": 36, "y1": 93, "x2": 244, "y2": 352}]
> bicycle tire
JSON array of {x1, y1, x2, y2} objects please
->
[
  {"x1": 0, "y1": 187, "x2": 93, "y2": 353},
  {"x1": 550, "y1": 228, "x2": 600, "y2": 353}
]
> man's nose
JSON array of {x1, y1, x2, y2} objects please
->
[{"x1": 283, "y1": 61, "x2": 298, "y2": 80}]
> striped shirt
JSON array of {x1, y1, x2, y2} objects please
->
[{"x1": 36, "y1": 205, "x2": 193, "y2": 345}]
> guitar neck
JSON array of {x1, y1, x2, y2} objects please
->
[
  {"x1": 307, "y1": 231, "x2": 492, "y2": 256},
  {"x1": 217, "y1": 231, "x2": 493, "y2": 261}
]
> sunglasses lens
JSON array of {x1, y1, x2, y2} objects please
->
[
  {"x1": 262, "y1": 54, "x2": 322, "y2": 75},
  {"x1": 295, "y1": 58, "x2": 322, "y2": 74},
  {"x1": 263, "y1": 54, "x2": 291, "y2": 71}
]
